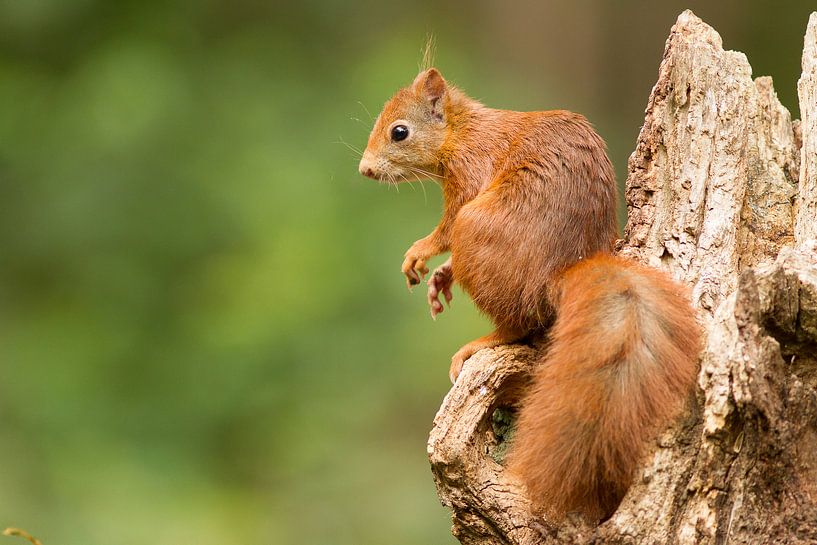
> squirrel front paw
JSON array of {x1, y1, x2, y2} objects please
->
[
  {"x1": 401, "y1": 253, "x2": 429, "y2": 288},
  {"x1": 427, "y1": 258, "x2": 453, "y2": 319},
  {"x1": 402, "y1": 238, "x2": 438, "y2": 288}
]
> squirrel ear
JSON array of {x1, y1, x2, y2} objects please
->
[{"x1": 412, "y1": 68, "x2": 446, "y2": 105}]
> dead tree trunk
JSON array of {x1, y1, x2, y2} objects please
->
[{"x1": 428, "y1": 10, "x2": 817, "y2": 544}]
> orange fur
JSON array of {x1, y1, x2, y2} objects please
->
[
  {"x1": 507, "y1": 255, "x2": 700, "y2": 520},
  {"x1": 360, "y1": 68, "x2": 701, "y2": 521}
]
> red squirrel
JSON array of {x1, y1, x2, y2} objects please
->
[{"x1": 358, "y1": 67, "x2": 701, "y2": 521}]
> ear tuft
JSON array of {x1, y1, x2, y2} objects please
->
[
  {"x1": 420, "y1": 35, "x2": 436, "y2": 71},
  {"x1": 412, "y1": 68, "x2": 446, "y2": 105}
]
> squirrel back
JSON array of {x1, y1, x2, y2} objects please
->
[
  {"x1": 507, "y1": 254, "x2": 700, "y2": 520},
  {"x1": 448, "y1": 109, "x2": 617, "y2": 333}
]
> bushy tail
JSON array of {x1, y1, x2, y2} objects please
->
[{"x1": 507, "y1": 254, "x2": 700, "y2": 521}]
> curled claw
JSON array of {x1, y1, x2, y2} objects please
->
[
  {"x1": 427, "y1": 260, "x2": 454, "y2": 319},
  {"x1": 405, "y1": 269, "x2": 420, "y2": 289},
  {"x1": 401, "y1": 255, "x2": 429, "y2": 289},
  {"x1": 428, "y1": 291, "x2": 444, "y2": 319}
]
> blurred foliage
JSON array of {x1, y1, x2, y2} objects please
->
[{"x1": 0, "y1": 1, "x2": 813, "y2": 544}]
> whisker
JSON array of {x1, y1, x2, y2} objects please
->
[
  {"x1": 333, "y1": 144, "x2": 362, "y2": 158},
  {"x1": 404, "y1": 175, "x2": 417, "y2": 193},
  {"x1": 357, "y1": 101, "x2": 374, "y2": 122},
  {"x1": 408, "y1": 165, "x2": 442, "y2": 180},
  {"x1": 419, "y1": 177, "x2": 429, "y2": 205},
  {"x1": 349, "y1": 116, "x2": 369, "y2": 129},
  {"x1": 408, "y1": 167, "x2": 443, "y2": 189},
  {"x1": 411, "y1": 171, "x2": 429, "y2": 205},
  {"x1": 333, "y1": 137, "x2": 364, "y2": 158}
]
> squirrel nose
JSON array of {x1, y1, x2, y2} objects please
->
[{"x1": 358, "y1": 155, "x2": 378, "y2": 179}]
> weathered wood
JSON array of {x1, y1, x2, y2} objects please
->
[
  {"x1": 797, "y1": 13, "x2": 817, "y2": 244},
  {"x1": 429, "y1": 10, "x2": 817, "y2": 544}
]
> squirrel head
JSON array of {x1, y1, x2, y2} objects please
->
[{"x1": 359, "y1": 68, "x2": 448, "y2": 182}]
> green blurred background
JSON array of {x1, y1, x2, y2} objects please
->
[{"x1": 0, "y1": 1, "x2": 812, "y2": 543}]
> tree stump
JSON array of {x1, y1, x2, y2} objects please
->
[{"x1": 428, "y1": 10, "x2": 817, "y2": 544}]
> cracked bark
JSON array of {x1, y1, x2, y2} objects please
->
[{"x1": 428, "y1": 10, "x2": 817, "y2": 544}]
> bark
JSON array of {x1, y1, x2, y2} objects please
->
[{"x1": 428, "y1": 10, "x2": 817, "y2": 544}]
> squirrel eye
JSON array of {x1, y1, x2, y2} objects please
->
[{"x1": 390, "y1": 124, "x2": 409, "y2": 142}]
